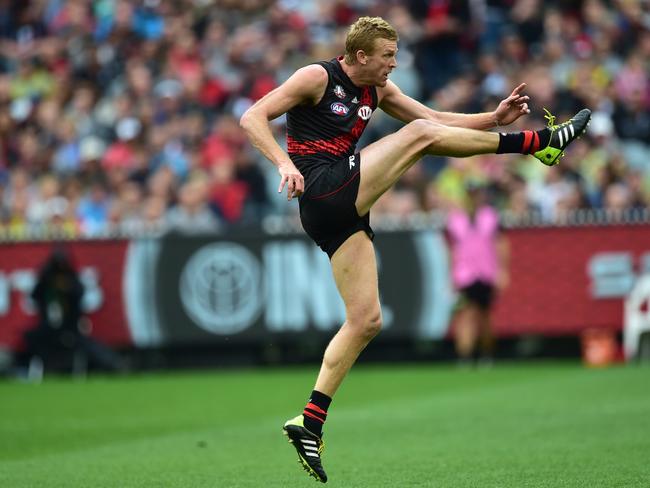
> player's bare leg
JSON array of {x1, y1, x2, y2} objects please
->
[
  {"x1": 356, "y1": 109, "x2": 591, "y2": 215},
  {"x1": 283, "y1": 231, "x2": 380, "y2": 483},
  {"x1": 314, "y1": 231, "x2": 382, "y2": 396},
  {"x1": 357, "y1": 121, "x2": 499, "y2": 214}
]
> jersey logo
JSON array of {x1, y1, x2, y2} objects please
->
[
  {"x1": 349, "y1": 155, "x2": 356, "y2": 169},
  {"x1": 357, "y1": 105, "x2": 373, "y2": 120},
  {"x1": 333, "y1": 85, "x2": 346, "y2": 99},
  {"x1": 330, "y1": 102, "x2": 349, "y2": 116},
  {"x1": 351, "y1": 96, "x2": 359, "y2": 104}
]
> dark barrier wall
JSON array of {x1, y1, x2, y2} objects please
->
[
  {"x1": 122, "y1": 230, "x2": 452, "y2": 348},
  {"x1": 1, "y1": 224, "x2": 649, "y2": 351}
]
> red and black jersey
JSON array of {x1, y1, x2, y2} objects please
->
[{"x1": 287, "y1": 57, "x2": 378, "y2": 182}]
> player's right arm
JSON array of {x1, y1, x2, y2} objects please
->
[
  {"x1": 378, "y1": 80, "x2": 529, "y2": 130},
  {"x1": 240, "y1": 64, "x2": 328, "y2": 200}
]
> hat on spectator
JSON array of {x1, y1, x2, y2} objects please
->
[
  {"x1": 80, "y1": 136, "x2": 106, "y2": 161},
  {"x1": 44, "y1": 197, "x2": 69, "y2": 220},
  {"x1": 116, "y1": 117, "x2": 142, "y2": 141},
  {"x1": 589, "y1": 111, "x2": 613, "y2": 138},
  {"x1": 10, "y1": 98, "x2": 32, "y2": 122}
]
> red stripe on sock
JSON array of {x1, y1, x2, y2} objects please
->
[
  {"x1": 530, "y1": 132, "x2": 540, "y2": 153},
  {"x1": 522, "y1": 131, "x2": 533, "y2": 153},
  {"x1": 305, "y1": 403, "x2": 327, "y2": 416},
  {"x1": 303, "y1": 410, "x2": 325, "y2": 423}
]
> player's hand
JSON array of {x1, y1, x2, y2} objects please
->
[
  {"x1": 277, "y1": 161, "x2": 304, "y2": 201},
  {"x1": 494, "y1": 83, "x2": 530, "y2": 126}
]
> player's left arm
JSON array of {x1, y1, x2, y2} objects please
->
[{"x1": 378, "y1": 81, "x2": 530, "y2": 130}]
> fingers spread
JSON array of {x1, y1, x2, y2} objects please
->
[
  {"x1": 511, "y1": 82, "x2": 527, "y2": 96},
  {"x1": 286, "y1": 178, "x2": 294, "y2": 200},
  {"x1": 278, "y1": 170, "x2": 304, "y2": 201}
]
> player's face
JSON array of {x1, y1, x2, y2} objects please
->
[{"x1": 365, "y1": 38, "x2": 398, "y2": 86}]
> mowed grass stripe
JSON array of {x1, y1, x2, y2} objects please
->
[
  {"x1": 0, "y1": 363, "x2": 648, "y2": 487},
  {"x1": 330, "y1": 366, "x2": 649, "y2": 487}
]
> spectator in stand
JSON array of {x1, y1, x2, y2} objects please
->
[
  {"x1": 208, "y1": 157, "x2": 249, "y2": 224},
  {"x1": 503, "y1": 173, "x2": 536, "y2": 221},
  {"x1": 109, "y1": 179, "x2": 145, "y2": 234},
  {"x1": 7, "y1": 190, "x2": 30, "y2": 239},
  {"x1": 141, "y1": 194, "x2": 167, "y2": 232},
  {"x1": 412, "y1": 0, "x2": 475, "y2": 96},
  {"x1": 77, "y1": 181, "x2": 110, "y2": 236},
  {"x1": 26, "y1": 174, "x2": 61, "y2": 224},
  {"x1": 165, "y1": 173, "x2": 221, "y2": 234},
  {"x1": 0, "y1": 0, "x2": 647, "y2": 238},
  {"x1": 51, "y1": 118, "x2": 81, "y2": 175}
]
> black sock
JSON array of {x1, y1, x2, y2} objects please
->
[
  {"x1": 302, "y1": 390, "x2": 331, "y2": 437},
  {"x1": 496, "y1": 128, "x2": 550, "y2": 154}
]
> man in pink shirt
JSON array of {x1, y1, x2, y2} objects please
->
[{"x1": 446, "y1": 182, "x2": 509, "y2": 365}]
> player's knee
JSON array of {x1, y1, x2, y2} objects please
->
[
  {"x1": 405, "y1": 119, "x2": 443, "y2": 146},
  {"x1": 350, "y1": 308, "x2": 382, "y2": 341},
  {"x1": 364, "y1": 311, "x2": 382, "y2": 339}
]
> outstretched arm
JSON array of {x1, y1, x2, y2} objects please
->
[
  {"x1": 378, "y1": 81, "x2": 530, "y2": 130},
  {"x1": 240, "y1": 64, "x2": 328, "y2": 200}
]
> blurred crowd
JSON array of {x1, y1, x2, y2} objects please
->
[{"x1": 0, "y1": 0, "x2": 648, "y2": 239}]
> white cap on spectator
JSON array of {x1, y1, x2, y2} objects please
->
[
  {"x1": 589, "y1": 111, "x2": 613, "y2": 138},
  {"x1": 45, "y1": 196, "x2": 69, "y2": 219},
  {"x1": 80, "y1": 136, "x2": 106, "y2": 161},
  {"x1": 116, "y1": 117, "x2": 142, "y2": 141},
  {"x1": 10, "y1": 98, "x2": 32, "y2": 122}
]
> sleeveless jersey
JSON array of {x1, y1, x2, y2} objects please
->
[{"x1": 287, "y1": 57, "x2": 378, "y2": 183}]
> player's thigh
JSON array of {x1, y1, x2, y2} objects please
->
[
  {"x1": 356, "y1": 120, "x2": 435, "y2": 215},
  {"x1": 330, "y1": 231, "x2": 381, "y2": 324}
]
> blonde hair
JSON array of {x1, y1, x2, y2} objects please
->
[{"x1": 344, "y1": 17, "x2": 398, "y2": 65}]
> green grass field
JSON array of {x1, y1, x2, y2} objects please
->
[{"x1": 1, "y1": 362, "x2": 648, "y2": 487}]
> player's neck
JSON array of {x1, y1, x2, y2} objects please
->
[{"x1": 339, "y1": 58, "x2": 371, "y2": 87}]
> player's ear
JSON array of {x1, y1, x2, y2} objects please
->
[{"x1": 357, "y1": 50, "x2": 367, "y2": 65}]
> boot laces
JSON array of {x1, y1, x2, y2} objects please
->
[
  {"x1": 542, "y1": 107, "x2": 567, "y2": 162},
  {"x1": 543, "y1": 108, "x2": 557, "y2": 128}
]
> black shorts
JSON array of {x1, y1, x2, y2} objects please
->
[
  {"x1": 459, "y1": 280, "x2": 495, "y2": 310},
  {"x1": 298, "y1": 153, "x2": 374, "y2": 258}
]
